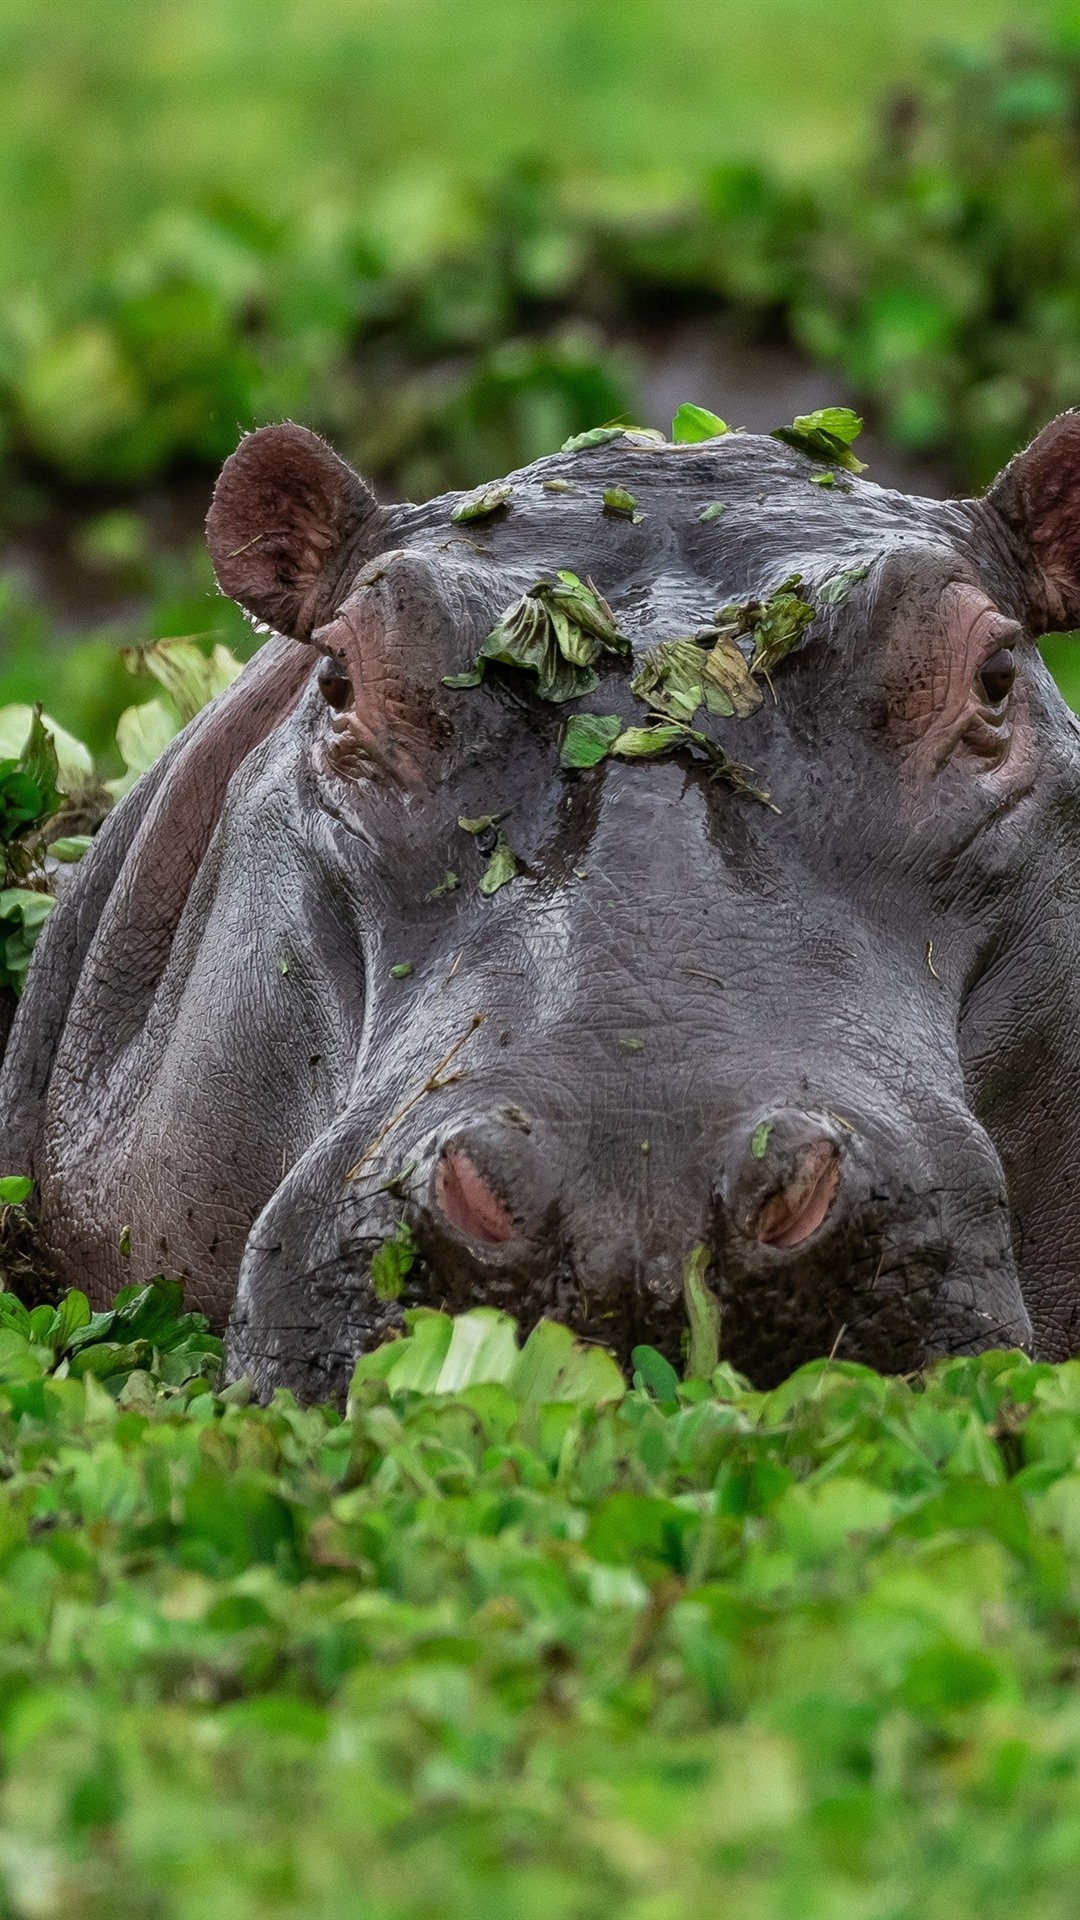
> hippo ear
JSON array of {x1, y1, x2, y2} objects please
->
[
  {"x1": 206, "y1": 422, "x2": 381, "y2": 641},
  {"x1": 984, "y1": 412, "x2": 1080, "y2": 634}
]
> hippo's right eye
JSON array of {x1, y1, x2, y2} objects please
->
[
  {"x1": 978, "y1": 648, "x2": 1016, "y2": 706},
  {"x1": 317, "y1": 657, "x2": 352, "y2": 710}
]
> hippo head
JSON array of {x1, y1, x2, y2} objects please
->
[{"x1": 11, "y1": 412, "x2": 1080, "y2": 1400}]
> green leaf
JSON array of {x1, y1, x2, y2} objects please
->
[
  {"x1": 0, "y1": 706, "x2": 93, "y2": 795},
  {"x1": 542, "y1": 478, "x2": 578, "y2": 494},
  {"x1": 750, "y1": 1120, "x2": 773, "y2": 1159},
  {"x1": 370, "y1": 1222, "x2": 416, "y2": 1302},
  {"x1": 602, "y1": 485, "x2": 641, "y2": 519},
  {"x1": 108, "y1": 697, "x2": 179, "y2": 798},
  {"x1": 458, "y1": 813, "x2": 504, "y2": 835},
  {"x1": 817, "y1": 565, "x2": 870, "y2": 607},
  {"x1": 672, "y1": 403, "x2": 730, "y2": 443},
  {"x1": 683, "y1": 1243, "x2": 720, "y2": 1381},
  {"x1": 772, "y1": 407, "x2": 867, "y2": 473},
  {"x1": 702, "y1": 638, "x2": 763, "y2": 718},
  {"x1": 0, "y1": 887, "x2": 56, "y2": 993},
  {"x1": 474, "y1": 574, "x2": 626, "y2": 704},
  {"x1": 389, "y1": 962, "x2": 414, "y2": 980},
  {"x1": 450, "y1": 481, "x2": 512, "y2": 523},
  {"x1": 441, "y1": 668, "x2": 484, "y2": 689},
  {"x1": 713, "y1": 576, "x2": 816, "y2": 679},
  {"x1": 48, "y1": 835, "x2": 93, "y2": 864},
  {"x1": 631, "y1": 640, "x2": 711, "y2": 724},
  {"x1": 478, "y1": 832, "x2": 519, "y2": 896},
  {"x1": 120, "y1": 637, "x2": 243, "y2": 725},
  {"x1": 0, "y1": 1176, "x2": 33, "y2": 1207},
  {"x1": 508, "y1": 1319, "x2": 624, "y2": 1405},
  {"x1": 427, "y1": 870, "x2": 460, "y2": 898},
  {"x1": 608, "y1": 723, "x2": 691, "y2": 759},
  {"x1": 561, "y1": 426, "x2": 631, "y2": 452},
  {"x1": 560, "y1": 713, "x2": 623, "y2": 768},
  {"x1": 699, "y1": 501, "x2": 726, "y2": 521},
  {"x1": 809, "y1": 471, "x2": 836, "y2": 488},
  {"x1": 632, "y1": 1345, "x2": 681, "y2": 1405}
]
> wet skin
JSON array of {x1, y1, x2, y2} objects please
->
[{"x1": 5, "y1": 413, "x2": 1080, "y2": 1401}]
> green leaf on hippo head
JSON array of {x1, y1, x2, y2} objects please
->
[
  {"x1": 474, "y1": 574, "x2": 626, "y2": 704},
  {"x1": 632, "y1": 1344, "x2": 681, "y2": 1405},
  {"x1": 817, "y1": 565, "x2": 870, "y2": 607},
  {"x1": 389, "y1": 962, "x2": 414, "y2": 980},
  {"x1": 560, "y1": 713, "x2": 623, "y2": 768},
  {"x1": 370, "y1": 1221, "x2": 416, "y2": 1302},
  {"x1": 0, "y1": 1176, "x2": 33, "y2": 1207},
  {"x1": 751, "y1": 1120, "x2": 774, "y2": 1159},
  {"x1": 478, "y1": 832, "x2": 519, "y2": 896},
  {"x1": 699, "y1": 501, "x2": 726, "y2": 522},
  {"x1": 631, "y1": 641, "x2": 711, "y2": 724},
  {"x1": 441, "y1": 668, "x2": 484, "y2": 689},
  {"x1": 602, "y1": 486, "x2": 641, "y2": 520},
  {"x1": 428, "y1": 870, "x2": 460, "y2": 898},
  {"x1": 608, "y1": 723, "x2": 692, "y2": 759},
  {"x1": 672, "y1": 403, "x2": 730, "y2": 444},
  {"x1": 549, "y1": 573, "x2": 627, "y2": 652},
  {"x1": 810, "y1": 472, "x2": 836, "y2": 488},
  {"x1": 450, "y1": 481, "x2": 512, "y2": 524},
  {"x1": 683, "y1": 1242, "x2": 721, "y2": 1381},
  {"x1": 561, "y1": 426, "x2": 631, "y2": 452},
  {"x1": 748, "y1": 576, "x2": 817, "y2": 675},
  {"x1": 772, "y1": 407, "x2": 866, "y2": 473},
  {"x1": 457, "y1": 813, "x2": 505, "y2": 835},
  {"x1": 702, "y1": 637, "x2": 763, "y2": 717},
  {"x1": 542, "y1": 478, "x2": 578, "y2": 494}
]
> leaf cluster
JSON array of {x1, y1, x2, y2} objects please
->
[{"x1": 0, "y1": 1281, "x2": 1073, "y2": 1914}]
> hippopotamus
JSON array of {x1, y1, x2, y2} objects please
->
[{"x1": 4, "y1": 409, "x2": 1080, "y2": 1400}]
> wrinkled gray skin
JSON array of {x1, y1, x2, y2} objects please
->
[{"x1": 5, "y1": 412, "x2": 1080, "y2": 1402}]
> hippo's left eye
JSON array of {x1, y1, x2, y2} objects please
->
[
  {"x1": 317, "y1": 657, "x2": 352, "y2": 710},
  {"x1": 978, "y1": 649, "x2": 1016, "y2": 706}
]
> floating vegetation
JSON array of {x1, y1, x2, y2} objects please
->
[{"x1": 772, "y1": 407, "x2": 866, "y2": 473}]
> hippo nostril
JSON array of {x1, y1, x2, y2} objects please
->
[
  {"x1": 435, "y1": 1145, "x2": 514, "y2": 1245},
  {"x1": 751, "y1": 1139, "x2": 841, "y2": 1249}
]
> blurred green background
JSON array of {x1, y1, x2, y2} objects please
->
[{"x1": 4, "y1": 0, "x2": 1080, "y2": 765}]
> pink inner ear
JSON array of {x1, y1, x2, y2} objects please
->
[{"x1": 436, "y1": 1146, "x2": 514, "y2": 1244}]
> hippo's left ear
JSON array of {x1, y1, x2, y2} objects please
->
[
  {"x1": 206, "y1": 422, "x2": 382, "y2": 641},
  {"x1": 983, "y1": 412, "x2": 1080, "y2": 634}
]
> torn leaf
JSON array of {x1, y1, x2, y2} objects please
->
[
  {"x1": 810, "y1": 472, "x2": 836, "y2": 488},
  {"x1": 543, "y1": 478, "x2": 578, "y2": 494},
  {"x1": 702, "y1": 637, "x2": 763, "y2": 718},
  {"x1": 561, "y1": 713, "x2": 622, "y2": 768},
  {"x1": 631, "y1": 641, "x2": 711, "y2": 724},
  {"x1": 469, "y1": 573, "x2": 628, "y2": 704},
  {"x1": 442, "y1": 668, "x2": 484, "y2": 689},
  {"x1": 672, "y1": 403, "x2": 729, "y2": 444},
  {"x1": 713, "y1": 575, "x2": 816, "y2": 679},
  {"x1": 750, "y1": 1121, "x2": 773, "y2": 1159},
  {"x1": 772, "y1": 406, "x2": 867, "y2": 473},
  {"x1": 478, "y1": 832, "x2": 519, "y2": 896},
  {"x1": 451, "y1": 482, "x2": 512, "y2": 524},
  {"x1": 699, "y1": 501, "x2": 726, "y2": 522},
  {"x1": 428, "y1": 870, "x2": 460, "y2": 898}
]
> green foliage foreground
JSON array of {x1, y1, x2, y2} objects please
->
[{"x1": 0, "y1": 1278, "x2": 1078, "y2": 1915}]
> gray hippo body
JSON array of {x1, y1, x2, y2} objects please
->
[{"x1": 4, "y1": 414, "x2": 1080, "y2": 1400}]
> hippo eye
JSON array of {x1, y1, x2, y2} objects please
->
[
  {"x1": 317, "y1": 657, "x2": 352, "y2": 710},
  {"x1": 978, "y1": 648, "x2": 1016, "y2": 706}
]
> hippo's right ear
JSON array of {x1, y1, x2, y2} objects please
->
[
  {"x1": 983, "y1": 412, "x2": 1080, "y2": 634},
  {"x1": 206, "y1": 423, "x2": 381, "y2": 641}
]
